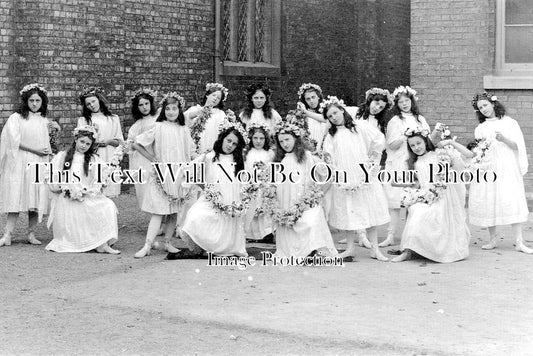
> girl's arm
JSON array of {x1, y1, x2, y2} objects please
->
[
  {"x1": 386, "y1": 117, "x2": 405, "y2": 151},
  {"x1": 296, "y1": 102, "x2": 326, "y2": 123},
  {"x1": 19, "y1": 143, "x2": 51, "y2": 156},
  {"x1": 494, "y1": 131, "x2": 518, "y2": 150},
  {"x1": 132, "y1": 142, "x2": 156, "y2": 162},
  {"x1": 437, "y1": 139, "x2": 474, "y2": 158}
]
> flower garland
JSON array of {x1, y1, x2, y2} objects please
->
[
  {"x1": 20, "y1": 83, "x2": 47, "y2": 96},
  {"x1": 206, "y1": 82, "x2": 229, "y2": 101},
  {"x1": 60, "y1": 184, "x2": 100, "y2": 202},
  {"x1": 274, "y1": 110, "x2": 307, "y2": 137},
  {"x1": 191, "y1": 106, "x2": 212, "y2": 150},
  {"x1": 468, "y1": 138, "x2": 492, "y2": 171},
  {"x1": 131, "y1": 87, "x2": 157, "y2": 101},
  {"x1": 365, "y1": 87, "x2": 394, "y2": 106},
  {"x1": 203, "y1": 183, "x2": 258, "y2": 218},
  {"x1": 151, "y1": 164, "x2": 193, "y2": 206},
  {"x1": 318, "y1": 95, "x2": 345, "y2": 113},
  {"x1": 392, "y1": 85, "x2": 418, "y2": 101},
  {"x1": 297, "y1": 83, "x2": 322, "y2": 97}
]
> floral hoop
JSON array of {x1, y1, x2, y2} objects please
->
[
  {"x1": 79, "y1": 87, "x2": 106, "y2": 101},
  {"x1": 318, "y1": 95, "x2": 345, "y2": 113},
  {"x1": 471, "y1": 92, "x2": 498, "y2": 110},
  {"x1": 159, "y1": 91, "x2": 185, "y2": 108},
  {"x1": 218, "y1": 118, "x2": 249, "y2": 145},
  {"x1": 20, "y1": 83, "x2": 47, "y2": 96},
  {"x1": 297, "y1": 83, "x2": 322, "y2": 97},
  {"x1": 392, "y1": 85, "x2": 418, "y2": 101},
  {"x1": 206, "y1": 82, "x2": 229, "y2": 101},
  {"x1": 203, "y1": 183, "x2": 259, "y2": 218},
  {"x1": 131, "y1": 88, "x2": 158, "y2": 102},
  {"x1": 404, "y1": 126, "x2": 430, "y2": 138},
  {"x1": 365, "y1": 87, "x2": 394, "y2": 106}
]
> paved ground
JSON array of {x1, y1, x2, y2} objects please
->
[{"x1": 1, "y1": 192, "x2": 533, "y2": 355}]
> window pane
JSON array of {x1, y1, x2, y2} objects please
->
[
  {"x1": 505, "y1": 26, "x2": 533, "y2": 63},
  {"x1": 506, "y1": 0, "x2": 533, "y2": 24}
]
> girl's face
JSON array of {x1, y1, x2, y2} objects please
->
[
  {"x1": 303, "y1": 90, "x2": 319, "y2": 110},
  {"x1": 476, "y1": 99, "x2": 495, "y2": 118},
  {"x1": 278, "y1": 133, "x2": 296, "y2": 153},
  {"x1": 165, "y1": 102, "x2": 180, "y2": 122},
  {"x1": 408, "y1": 136, "x2": 427, "y2": 156},
  {"x1": 28, "y1": 93, "x2": 42, "y2": 113},
  {"x1": 138, "y1": 98, "x2": 151, "y2": 116},
  {"x1": 84, "y1": 96, "x2": 101, "y2": 113},
  {"x1": 326, "y1": 106, "x2": 345, "y2": 126},
  {"x1": 222, "y1": 132, "x2": 239, "y2": 154},
  {"x1": 252, "y1": 90, "x2": 267, "y2": 109},
  {"x1": 251, "y1": 131, "x2": 266, "y2": 149},
  {"x1": 75, "y1": 136, "x2": 94, "y2": 154},
  {"x1": 205, "y1": 90, "x2": 222, "y2": 107},
  {"x1": 369, "y1": 99, "x2": 387, "y2": 115},
  {"x1": 397, "y1": 95, "x2": 412, "y2": 113}
]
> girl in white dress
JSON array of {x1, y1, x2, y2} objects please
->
[
  {"x1": 296, "y1": 83, "x2": 328, "y2": 150},
  {"x1": 185, "y1": 82, "x2": 229, "y2": 154},
  {"x1": 168, "y1": 120, "x2": 249, "y2": 258},
  {"x1": 46, "y1": 126, "x2": 120, "y2": 254},
  {"x1": 77, "y1": 87, "x2": 124, "y2": 197},
  {"x1": 133, "y1": 92, "x2": 196, "y2": 258},
  {"x1": 392, "y1": 129, "x2": 470, "y2": 263},
  {"x1": 239, "y1": 83, "x2": 282, "y2": 135},
  {"x1": 322, "y1": 98, "x2": 390, "y2": 261},
  {"x1": 469, "y1": 92, "x2": 532, "y2": 254},
  {"x1": 244, "y1": 123, "x2": 275, "y2": 242},
  {"x1": 0, "y1": 84, "x2": 51, "y2": 246}
]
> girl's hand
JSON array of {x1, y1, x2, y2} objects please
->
[
  {"x1": 38, "y1": 148, "x2": 52, "y2": 156},
  {"x1": 494, "y1": 131, "x2": 505, "y2": 141},
  {"x1": 105, "y1": 138, "x2": 120, "y2": 147},
  {"x1": 296, "y1": 102, "x2": 306, "y2": 111},
  {"x1": 437, "y1": 139, "x2": 453, "y2": 148}
]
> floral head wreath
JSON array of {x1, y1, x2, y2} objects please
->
[
  {"x1": 274, "y1": 114, "x2": 306, "y2": 137},
  {"x1": 218, "y1": 119, "x2": 249, "y2": 145},
  {"x1": 20, "y1": 83, "x2": 47, "y2": 96},
  {"x1": 365, "y1": 87, "x2": 394, "y2": 106},
  {"x1": 318, "y1": 95, "x2": 345, "y2": 113},
  {"x1": 392, "y1": 85, "x2": 418, "y2": 101},
  {"x1": 404, "y1": 126, "x2": 430, "y2": 138},
  {"x1": 74, "y1": 125, "x2": 98, "y2": 141},
  {"x1": 159, "y1": 91, "x2": 185, "y2": 108},
  {"x1": 247, "y1": 122, "x2": 271, "y2": 136},
  {"x1": 206, "y1": 82, "x2": 229, "y2": 101},
  {"x1": 471, "y1": 91, "x2": 498, "y2": 110},
  {"x1": 297, "y1": 83, "x2": 322, "y2": 97},
  {"x1": 131, "y1": 88, "x2": 157, "y2": 102},
  {"x1": 79, "y1": 87, "x2": 106, "y2": 101}
]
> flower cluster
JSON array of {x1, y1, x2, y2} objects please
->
[
  {"x1": 247, "y1": 121, "x2": 271, "y2": 136},
  {"x1": 274, "y1": 112, "x2": 306, "y2": 137},
  {"x1": 79, "y1": 87, "x2": 105, "y2": 100},
  {"x1": 218, "y1": 119, "x2": 249, "y2": 145},
  {"x1": 74, "y1": 125, "x2": 99, "y2": 141},
  {"x1": 438, "y1": 123, "x2": 452, "y2": 140},
  {"x1": 392, "y1": 85, "x2": 418, "y2": 101},
  {"x1": 20, "y1": 83, "x2": 47, "y2": 96},
  {"x1": 203, "y1": 183, "x2": 258, "y2": 218},
  {"x1": 365, "y1": 87, "x2": 394, "y2": 106},
  {"x1": 98, "y1": 139, "x2": 132, "y2": 190},
  {"x1": 468, "y1": 138, "x2": 492, "y2": 171},
  {"x1": 318, "y1": 95, "x2": 345, "y2": 113},
  {"x1": 191, "y1": 106, "x2": 212, "y2": 152},
  {"x1": 297, "y1": 83, "x2": 322, "y2": 97},
  {"x1": 60, "y1": 184, "x2": 100, "y2": 202},
  {"x1": 131, "y1": 87, "x2": 157, "y2": 101},
  {"x1": 159, "y1": 91, "x2": 185, "y2": 108},
  {"x1": 404, "y1": 126, "x2": 430, "y2": 138},
  {"x1": 206, "y1": 82, "x2": 229, "y2": 101},
  {"x1": 471, "y1": 91, "x2": 498, "y2": 110}
]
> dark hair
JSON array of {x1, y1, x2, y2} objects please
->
[
  {"x1": 212, "y1": 128, "x2": 245, "y2": 176},
  {"x1": 323, "y1": 103, "x2": 357, "y2": 137},
  {"x1": 356, "y1": 93, "x2": 391, "y2": 134},
  {"x1": 274, "y1": 132, "x2": 306, "y2": 164},
  {"x1": 18, "y1": 88, "x2": 48, "y2": 118},
  {"x1": 131, "y1": 93, "x2": 157, "y2": 121},
  {"x1": 241, "y1": 83, "x2": 273, "y2": 121},
  {"x1": 201, "y1": 87, "x2": 225, "y2": 110},
  {"x1": 156, "y1": 97, "x2": 186, "y2": 125},
  {"x1": 473, "y1": 100, "x2": 506, "y2": 123},
  {"x1": 299, "y1": 88, "x2": 324, "y2": 111},
  {"x1": 63, "y1": 130, "x2": 97, "y2": 176},
  {"x1": 391, "y1": 93, "x2": 422, "y2": 123},
  {"x1": 81, "y1": 94, "x2": 113, "y2": 125},
  {"x1": 406, "y1": 133, "x2": 436, "y2": 171},
  {"x1": 245, "y1": 127, "x2": 271, "y2": 160}
]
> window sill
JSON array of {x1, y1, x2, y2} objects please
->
[
  {"x1": 483, "y1": 74, "x2": 533, "y2": 89},
  {"x1": 221, "y1": 62, "x2": 281, "y2": 77}
]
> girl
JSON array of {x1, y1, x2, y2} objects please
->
[
  {"x1": 356, "y1": 87, "x2": 393, "y2": 136},
  {"x1": 469, "y1": 92, "x2": 531, "y2": 254},
  {"x1": 239, "y1": 83, "x2": 282, "y2": 135},
  {"x1": 243, "y1": 122, "x2": 275, "y2": 242},
  {"x1": 382, "y1": 86, "x2": 439, "y2": 247},
  {"x1": 77, "y1": 87, "x2": 124, "y2": 197},
  {"x1": 322, "y1": 97, "x2": 390, "y2": 261},
  {"x1": 185, "y1": 82, "x2": 229, "y2": 153},
  {"x1": 46, "y1": 126, "x2": 120, "y2": 254},
  {"x1": 133, "y1": 92, "x2": 196, "y2": 258},
  {"x1": 269, "y1": 114, "x2": 337, "y2": 259},
  {"x1": 296, "y1": 83, "x2": 328, "y2": 150},
  {"x1": 392, "y1": 129, "x2": 470, "y2": 263},
  {"x1": 168, "y1": 120, "x2": 249, "y2": 258},
  {"x1": 0, "y1": 83, "x2": 51, "y2": 246}
]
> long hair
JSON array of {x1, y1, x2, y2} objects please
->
[
  {"x1": 274, "y1": 133, "x2": 306, "y2": 164},
  {"x1": 324, "y1": 104, "x2": 357, "y2": 137},
  {"x1": 299, "y1": 88, "x2": 324, "y2": 111},
  {"x1": 131, "y1": 93, "x2": 157, "y2": 121},
  {"x1": 18, "y1": 88, "x2": 48, "y2": 119},
  {"x1": 156, "y1": 97, "x2": 186, "y2": 125},
  {"x1": 391, "y1": 93, "x2": 422, "y2": 124},
  {"x1": 80, "y1": 94, "x2": 113, "y2": 125},
  {"x1": 406, "y1": 133, "x2": 436, "y2": 171},
  {"x1": 245, "y1": 127, "x2": 271, "y2": 160},
  {"x1": 201, "y1": 87, "x2": 225, "y2": 110},
  {"x1": 474, "y1": 101, "x2": 506, "y2": 123},
  {"x1": 241, "y1": 83, "x2": 273, "y2": 121},
  {"x1": 212, "y1": 128, "x2": 246, "y2": 176},
  {"x1": 62, "y1": 130, "x2": 97, "y2": 176},
  {"x1": 356, "y1": 93, "x2": 391, "y2": 134}
]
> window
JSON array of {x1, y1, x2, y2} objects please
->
[{"x1": 215, "y1": 0, "x2": 281, "y2": 76}]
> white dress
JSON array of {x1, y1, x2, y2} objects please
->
[
  {"x1": 45, "y1": 152, "x2": 118, "y2": 252},
  {"x1": 244, "y1": 148, "x2": 275, "y2": 239},
  {"x1": 401, "y1": 151, "x2": 470, "y2": 262},
  {"x1": 239, "y1": 108, "x2": 281, "y2": 135},
  {"x1": 384, "y1": 113, "x2": 430, "y2": 208},
  {"x1": 182, "y1": 152, "x2": 247, "y2": 256},
  {"x1": 127, "y1": 114, "x2": 157, "y2": 208},
  {"x1": 0, "y1": 112, "x2": 50, "y2": 215},
  {"x1": 469, "y1": 116, "x2": 529, "y2": 226},
  {"x1": 306, "y1": 113, "x2": 328, "y2": 149},
  {"x1": 185, "y1": 105, "x2": 226, "y2": 153},
  {"x1": 274, "y1": 151, "x2": 337, "y2": 258},
  {"x1": 323, "y1": 121, "x2": 390, "y2": 230},
  {"x1": 77, "y1": 113, "x2": 124, "y2": 197}
]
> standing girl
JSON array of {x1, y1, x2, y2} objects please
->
[
  {"x1": 239, "y1": 83, "x2": 282, "y2": 135},
  {"x1": 296, "y1": 83, "x2": 328, "y2": 150},
  {"x1": 46, "y1": 126, "x2": 120, "y2": 254},
  {"x1": 0, "y1": 84, "x2": 51, "y2": 246},
  {"x1": 133, "y1": 92, "x2": 196, "y2": 258},
  {"x1": 469, "y1": 92, "x2": 531, "y2": 254},
  {"x1": 322, "y1": 97, "x2": 390, "y2": 261},
  {"x1": 77, "y1": 87, "x2": 124, "y2": 197}
]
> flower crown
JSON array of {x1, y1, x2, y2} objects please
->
[
  {"x1": 19, "y1": 83, "x2": 47, "y2": 96},
  {"x1": 206, "y1": 82, "x2": 229, "y2": 101},
  {"x1": 297, "y1": 83, "x2": 322, "y2": 97},
  {"x1": 131, "y1": 88, "x2": 157, "y2": 102},
  {"x1": 471, "y1": 91, "x2": 498, "y2": 110},
  {"x1": 79, "y1": 87, "x2": 106, "y2": 101},
  {"x1": 365, "y1": 87, "x2": 394, "y2": 106},
  {"x1": 392, "y1": 85, "x2": 418, "y2": 101},
  {"x1": 74, "y1": 125, "x2": 98, "y2": 141},
  {"x1": 274, "y1": 114, "x2": 306, "y2": 137},
  {"x1": 404, "y1": 127, "x2": 429, "y2": 138},
  {"x1": 218, "y1": 119, "x2": 249, "y2": 145},
  {"x1": 159, "y1": 91, "x2": 185, "y2": 107},
  {"x1": 318, "y1": 95, "x2": 345, "y2": 113},
  {"x1": 247, "y1": 122, "x2": 271, "y2": 136}
]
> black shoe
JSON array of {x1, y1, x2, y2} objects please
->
[
  {"x1": 342, "y1": 256, "x2": 355, "y2": 263},
  {"x1": 262, "y1": 233, "x2": 275, "y2": 244},
  {"x1": 166, "y1": 250, "x2": 203, "y2": 260}
]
